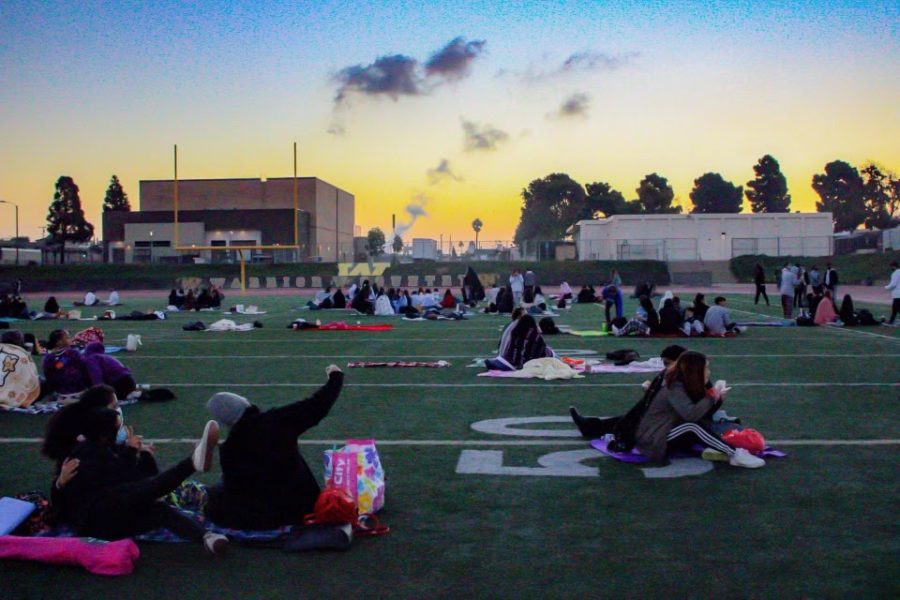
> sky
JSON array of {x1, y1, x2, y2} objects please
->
[{"x1": 1, "y1": 0, "x2": 898, "y2": 244}]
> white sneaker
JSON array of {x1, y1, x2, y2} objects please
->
[
  {"x1": 729, "y1": 447, "x2": 765, "y2": 469},
  {"x1": 192, "y1": 420, "x2": 220, "y2": 472},
  {"x1": 203, "y1": 532, "x2": 229, "y2": 554}
]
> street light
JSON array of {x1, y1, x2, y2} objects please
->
[{"x1": 0, "y1": 199, "x2": 19, "y2": 266}]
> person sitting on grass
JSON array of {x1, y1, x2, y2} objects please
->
[
  {"x1": 74, "y1": 290, "x2": 98, "y2": 307},
  {"x1": 495, "y1": 285, "x2": 514, "y2": 314},
  {"x1": 100, "y1": 290, "x2": 120, "y2": 306},
  {"x1": 680, "y1": 307, "x2": 705, "y2": 336},
  {"x1": 813, "y1": 290, "x2": 839, "y2": 325},
  {"x1": 691, "y1": 293, "x2": 710, "y2": 322},
  {"x1": 374, "y1": 289, "x2": 394, "y2": 316},
  {"x1": 576, "y1": 285, "x2": 597, "y2": 303},
  {"x1": 204, "y1": 365, "x2": 344, "y2": 530},
  {"x1": 307, "y1": 286, "x2": 335, "y2": 310},
  {"x1": 657, "y1": 298, "x2": 684, "y2": 334},
  {"x1": 41, "y1": 329, "x2": 90, "y2": 402},
  {"x1": 52, "y1": 396, "x2": 228, "y2": 553},
  {"x1": 703, "y1": 297, "x2": 741, "y2": 336},
  {"x1": 636, "y1": 351, "x2": 763, "y2": 467},
  {"x1": 496, "y1": 307, "x2": 526, "y2": 359},
  {"x1": 484, "y1": 315, "x2": 554, "y2": 371},
  {"x1": 570, "y1": 345, "x2": 687, "y2": 443},
  {"x1": 43, "y1": 296, "x2": 61, "y2": 318},
  {"x1": 637, "y1": 295, "x2": 660, "y2": 333},
  {"x1": 559, "y1": 282, "x2": 573, "y2": 301},
  {"x1": 440, "y1": 289, "x2": 457, "y2": 309},
  {"x1": 350, "y1": 282, "x2": 374, "y2": 315}
]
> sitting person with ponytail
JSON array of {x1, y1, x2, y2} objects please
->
[{"x1": 633, "y1": 351, "x2": 764, "y2": 468}]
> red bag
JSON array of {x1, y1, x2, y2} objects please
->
[
  {"x1": 722, "y1": 428, "x2": 765, "y2": 453},
  {"x1": 304, "y1": 488, "x2": 389, "y2": 537},
  {"x1": 71, "y1": 327, "x2": 104, "y2": 349}
]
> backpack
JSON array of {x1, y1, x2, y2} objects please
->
[
  {"x1": 608, "y1": 371, "x2": 665, "y2": 452},
  {"x1": 606, "y1": 349, "x2": 640, "y2": 365}
]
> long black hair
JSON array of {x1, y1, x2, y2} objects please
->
[{"x1": 42, "y1": 385, "x2": 117, "y2": 461}]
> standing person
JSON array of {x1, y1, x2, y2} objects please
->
[
  {"x1": 611, "y1": 269, "x2": 622, "y2": 287},
  {"x1": 601, "y1": 285, "x2": 624, "y2": 325},
  {"x1": 824, "y1": 263, "x2": 839, "y2": 297},
  {"x1": 886, "y1": 261, "x2": 900, "y2": 325},
  {"x1": 753, "y1": 263, "x2": 770, "y2": 306},
  {"x1": 509, "y1": 270, "x2": 525, "y2": 306},
  {"x1": 809, "y1": 265, "x2": 822, "y2": 295},
  {"x1": 779, "y1": 265, "x2": 797, "y2": 318},
  {"x1": 522, "y1": 269, "x2": 536, "y2": 303},
  {"x1": 205, "y1": 365, "x2": 345, "y2": 530},
  {"x1": 793, "y1": 264, "x2": 807, "y2": 309}
]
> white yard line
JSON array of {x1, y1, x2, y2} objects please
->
[
  {"x1": 0, "y1": 437, "x2": 897, "y2": 446},
  {"x1": 116, "y1": 353, "x2": 900, "y2": 359}
]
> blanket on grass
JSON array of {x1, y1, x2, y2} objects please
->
[
  {"x1": 735, "y1": 320, "x2": 796, "y2": 327},
  {"x1": 347, "y1": 361, "x2": 450, "y2": 368},
  {"x1": 478, "y1": 357, "x2": 583, "y2": 380},
  {"x1": 589, "y1": 357, "x2": 664, "y2": 374},
  {"x1": 568, "y1": 330, "x2": 607, "y2": 337},
  {"x1": 1, "y1": 397, "x2": 138, "y2": 415},
  {"x1": 590, "y1": 437, "x2": 787, "y2": 464},
  {"x1": 299, "y1": 322, "x2": 394, "y2": 331}
]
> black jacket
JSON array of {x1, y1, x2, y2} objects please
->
[{"x1": 207, "y1": 372, "x2": 344, "y2": 529}]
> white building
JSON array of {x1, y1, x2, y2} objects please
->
[
  {"x1": 412, "y1": 238, "x2": 438, "y2": 260},
  {"x1": 573, "y1": 213, "x2": 833, "y2": 261}
]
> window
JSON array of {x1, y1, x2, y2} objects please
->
[{"x1": 152, "y1": 241, "x2": 170, "y2": 247}]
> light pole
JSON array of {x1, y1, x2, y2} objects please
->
[
  {"x1": 0, "y1": 200, "x2": 19, "y2": 265},
  {"x1": 148, "y1": 230, "x2": 154, "y2": 264}
]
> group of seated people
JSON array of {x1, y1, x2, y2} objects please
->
[
  {"x1": 0, "y1": 293, "x2": 29, "y2": 319},
  {"x1": 610, "y1": 292, "x2": 742, "y2": 337},
  {"x1": 167, "y1": 286, "x2": 225, "y2": 311},
  {"x1": 483, "y1": 285, "x2": 552, "y2": 315},
  {"x1": 570, "y1": 344, "x2": 766, "y2": 468},
  {"x1": 799, "y1": 291, "x2": 880, "y2": 327},
  {"x1": 307, "y1": 281, "x2": 470, "y2": 318},
  {"x1": 40, "y1": 365, "x2": 345, "y2": 554}
]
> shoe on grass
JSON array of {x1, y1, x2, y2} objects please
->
[
  {"x1": 729, "y1": 447, "x2": 765, "y2": 469},
  {"x1": 701, "y1": 448, "x2": 729, "y2": 462},
  {"x1": 203, "y1": 532, "x2": 229, "y2": 554},
  {"x1": 193, "y1": 420, "x2": 220, "y2": 472}
]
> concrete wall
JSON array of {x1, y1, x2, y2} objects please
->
[{"x1": 575, "y1": 213, "x2": 833, "y2": 261}]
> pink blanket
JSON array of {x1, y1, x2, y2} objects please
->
[
  {"x1": 347, "y1": 361, "x2": 450, "y2": 368},
  {"x1": 0, "y1": 536, "x2": 140, "y2": 575}
]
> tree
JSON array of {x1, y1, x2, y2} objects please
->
[
  {"x1": 860, "y1": 163, "x2": 899, "y2": 230},
  {"x1": 812, "y1": 160, "x2": 866, "y2": 232},
  {"x1": 689, "y1": 172, "x2": 743, "y2": 213},
  {"x1": 745, "y1": 154, "x2": 791, "y2": 213},
  {"x1": 102, "y1": 174, "x2": 131, "y2": 212},
  {"x1": 392, "y1": 234, "x2": 403, "y2": 253},
  {"x1": 46, "y1": 176, "x2": 94, "y2": 264},
  {"x1": 472, "y1": 218, "x2": 483, "y2": 248},
  {"x1": 366, "y1": 227, "x2": 386, "y2": 257},
  {"x1": 634, "y1": 173, "x2": 681, "y2": 214},
  {"x1": 513, "y1": 173, "x2": 587, "y2": 245},
  {"x1": 584, "y1": 181, "x2": 640, "y2": 218}
]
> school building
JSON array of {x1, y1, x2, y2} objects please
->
[
  {"x1": 572, "y1": 213, "x2": 834, "y2": 261},
  {"x1": 102, "y1": 177, "x2": 355, "y2": 263}
]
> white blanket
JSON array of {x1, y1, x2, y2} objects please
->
[{"x1": 207, "y1": 319, "x2": 255, "y2": 332}]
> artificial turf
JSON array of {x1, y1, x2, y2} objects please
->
[{"x1": 1, "y1": 292, "x2": 898, "y2": 599}]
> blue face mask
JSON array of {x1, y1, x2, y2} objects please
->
[{"x1": 115, "y1": 407, "x2": 127, "y2": 445}]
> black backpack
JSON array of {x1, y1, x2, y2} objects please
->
[
  {"x1": 608, "y1": 371, "x2": 665, "y2": 452},
  {"x1": 606, "y1": 349, "x2": 640, "y2": 365}
]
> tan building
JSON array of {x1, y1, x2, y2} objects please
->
[{"x1": 104, "y1": 177, "x2": 354, "y2": 263}]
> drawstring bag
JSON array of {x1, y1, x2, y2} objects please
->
[
  {"x1": 323, "y1": 439, "x2": 385, "y2": 514},
  {"x1": 304, "y1": 488, "x2": 389, "y2": 537}
]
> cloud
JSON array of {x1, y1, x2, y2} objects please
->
[
  {"x1": 333, "y1": 54, "x2": 424, "y2": 105},
  {"x1": 331, "y1": 37, "x2": 487, "y2": 109},
  {"x1": 425, "y1": 37, "x2": 486, "y2": 80},
  {"x1": 461, "y1": 119, "x2": 509, "y2": 152},
  {"x1": 327, "y1": 123, "x2": 346, "y2": 136},
  {"x1": 500, "y1": 50, "x2": 639, "y2": 83},
  {"x1": 548, "y1": 93, "x2": 591, "y2": 120},
  {"x1": 427, "y1": 159, "x2": 464, "y2": 185}
]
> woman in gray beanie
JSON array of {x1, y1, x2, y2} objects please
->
[{"x1": 205, "y1": 365, "x2": 344, "y2": 530}]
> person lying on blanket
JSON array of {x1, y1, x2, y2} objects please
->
[
  {"x1": 204, "y1": 365, "x2": 345, "y2": 530},
  {"x1": 485, "y1": 315, "x2": 554, "y2": 371},
  {"x1": 573, "y1": 350, "x2": 764, "y2": 469},
  {"x1": 47, "y1": 391, "x2": 228, "y2": 553}
]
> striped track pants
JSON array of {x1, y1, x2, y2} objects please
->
[{"x1": 668, "y1": 422, "x2": 735, "y2": 456}]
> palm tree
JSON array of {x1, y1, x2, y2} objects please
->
[{"x1": 472, "y1": 218, "x2": 483, "y2": 249}]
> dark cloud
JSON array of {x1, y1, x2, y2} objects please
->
[
  {"x1": 425, "y1": 37, "x2": 486, "y2": 80},
  {"x1": 461, "y1": 119, "x2": 509, "y2": 152},
  {"x1": 548, "y1": 93, "x2": 591, "y2": 120},
  {"x1": 333, "y1": 54, "x2": 423, "y2": 105},
  {"x1": 327, "y1": 123, "x2": 346, "y2": 136},
  {"x1": 500, "y1": 50, "x2": 639, "y2": 83},
  {"x1": 395, "y1": 195, "x2": 430, "y2": 237},
  {"x1": 427, "y1": 159, "x2": 464, "y2": 185}
]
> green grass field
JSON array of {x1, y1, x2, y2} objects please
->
[{"x1": 2, "y1": 293, "x2": 898, "y2": 599}]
